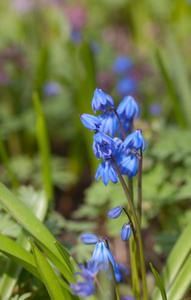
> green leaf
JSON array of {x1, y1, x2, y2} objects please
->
[
  {"x1": 54, "y1": 241, "x2": 74, "y2": 274},
  {"x1": 29, "y1": 238, "x2": 66, "y2": 300},
  {"x1": 0, "y1": 234, "x2": 72, "y2": 294},
  {"x1": 0, "y1": 187, "x2": 48, "y2": 299},
  {"x1": 33, "y1": 92, "x2": 54, "y2": 200},
  {"x1": 167, "y1": 255, "x2": 191, "y2": 300},
  {"x1": 0, "y1": 182, "x2": 73, "y2": 282},
  {"x1": 150, "y1": 263, "x2": 167, "y2": 300},
  {"x1": 152, "y1": 218, "x2": 191, "y2": 300}
]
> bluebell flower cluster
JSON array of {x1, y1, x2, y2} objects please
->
[{"x1": 79, "y1": 87, "x2": 145, "y2": 185}]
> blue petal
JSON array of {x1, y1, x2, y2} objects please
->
[
  {"x1": 108, "y1": 162, "x2": 118, "y2": 184},
  {"x1": 108, "y1": 206, "x2": 123, "y2": 219},
  {"x1": 70, "y1": 280, "x2": 95, "y2": 297},
  {"x1": 80, "y1": 114, "x2": 101, "y2": 131},
  {"x1": 120, "y1": 224, "x2": 132, "y2": 241},
  {"x1": 81, "y1": 233, "x2": 99, "y2": 244},
  {"x1": 102, "y1": 160, "x2": 109, "y2": 186}
]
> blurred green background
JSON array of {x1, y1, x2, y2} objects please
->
[{"x1": 0, "y1": 0, "x2": 191, "y2": 298}]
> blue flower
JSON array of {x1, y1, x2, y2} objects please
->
[
  {"x1": 118, "y1": 153, "x2": 138, "y2": 178},
  {"x1": 92, "y1": 87, "x2": 115, "y2": 113},
  {"x1": 121, "y1": 223, "x2": 132, "y2": 241},
  {"x1": 112, "y1": 261, "x2": 130, "y2": 282},
  {"x1": 123, "y1": 129, "x2": 146, "y2": 153},
  {"x1": 43, "y1": 82, "x2": 61, "y2": 96},
  {"x1": 108, "y1": 206, "x2": 123, "y2": 219},
  {"x1": 93, "y1": 131, "x2": 117, "y2": 159},
  {"x1": 98, "y1": 110, "x2": 119, "y2": 138},
  {"x1": 70, "y1": 264, "x2": 96, "y2": 297},
  {"x1": 95, "y1": 158, "x2": 118, "y2": 186},
  {"x1": 116, "y1": 95, "x2": 139, "y2": 120},
  {"x1": 122, "y1": 296, "x2": 136, "y2": 300},
  {"x1": 71, "y1": 29, "x2": 82, "y2": 43},
  {"x1": 88, "y1": 240, "x2": 116, "y2": 273},
  {"x1": 116, "y1": 77, "x2": 138, "y2": 97},
  {"x1": 81, "y1": 233, "x2": 99, "y2": 244},
  {"x1": 80, "y1": 114, "x2": 101, "y2": 131},
  {"x1": 113, "y1": 56, "x2": 132, "y2": 75}
]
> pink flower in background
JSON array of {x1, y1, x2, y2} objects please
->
[
  {"x1": 66, "y1": 4, "x2": 87, "y2": 30},
  {"x1": 10, "y1": 0, "x2": 35, "y2": 14}
]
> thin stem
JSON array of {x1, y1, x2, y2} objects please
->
[
  {"x1": 94, "y1": 276, "x2": 103, "y2": 294},
  {"x1": 138, "y1": 149, "x2": 143, "y2": 227},
  {"x1": 111, "y1": 155, "x2": 148, "y2": 300},
  {"x1": 114, "y1": 109, "x2": 126, "y2": 140}
]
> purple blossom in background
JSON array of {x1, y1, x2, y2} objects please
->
[
  {"x1": 70, "y1": 264, "x2": 97, "y2": 297},
  {"x1": 116, "y1": 77, "x2": 138, "y2": 97},
  {"x1": 10, "y1": 0, "x2": 35, "y2": 14},
  {"x1": 66, "y1": 4, "x2": 87, "y2": 30},
  {"x1": 113, "y1": 56, "x2": 133, "y2": 75},
  {"x1": 95, "y1": 158, "x2": 118, "y2": 186},
  {"x1": 122, "y1": 296, "x2": 136, "y2": 300},
  {"x1": 43, "y1": 82, "x2": 61, "y2": 97},
  {"x1": 98, "y1": 110, "x2": 119, "y2": 138},
  {"x1": 92, "y1": 87, "x2": 115, "y2": 113},
  {"x1": 71, "y1": 29, "x2": 82, "y2": 43},
  {"x1": 150, "y1": 102, "x2": 162, "y2": 116}
]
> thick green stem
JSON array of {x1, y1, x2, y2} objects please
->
[
  {"x1": 138, "y1": 150, "x2": 143, "y2": 227},
  {"x1": 111, "y1": 155, "x2": 148, "y2": 300}
]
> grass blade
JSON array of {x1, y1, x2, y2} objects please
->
[
  {"x1": 150, "y1": 263, "x2": 167, "y2": 300},
  {"x1": 33, "y1": 92, "x2": 54, "y2": 200},
  {"x1": 0, "y1": 182, "x2": 73, "y2": 282},
  {"x1": 29, "y1": 238, "x2": 66, "y2": 300}
]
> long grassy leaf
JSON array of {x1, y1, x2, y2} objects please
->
[
  {"x1": 150, "y1": 263, "x2": 167, "y2": 300},
  {"x1": 151, "y1": 218, "x2": 191, "y2": 300},
  {"x1": 0, "y1": 234, "x2": 72, "y2": 295},
  {"x1": 167, "y1": 255, "x2": 191, "y2": 300},
  {"x1": 0, "y1": 182, "x2": 73, "y2": 282},
  {"x1": 33, "y1": 92, "x2": 54, "y2": 200},
  {"x1": 29, "y1": 238, "x2": 66, "y2": 300},
  {"x1": 0, "y1": 189, "x2": 48, "y2": 299}
]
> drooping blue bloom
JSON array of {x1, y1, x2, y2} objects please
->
[
  {"x1": 81, "y1": 233, "x2": 99, "y2": 244},
  {"x1": 92, "y1": 87, "x2": 115, "y2": 113},
  {"x1": 112, "y1": 261, "x2": 130, "y2": 282},
  {"x1": 87, "y1": 240, "x2": 116, "y2": 273},
  {"x1": 108, "y1": 206, "x2": 123, "y2": 219},
  {"x1": 150, "y1": 102, "x2": 162, "y2": 116},
  {"x1": 113, "y1": 56, "x2": 132, "y2": 75},
  {"x1": 98, "y1": 110, "x2": 119, "y2": 138},
  {"x1": 118, "y1": 153, "x2": 138, "y2": 178},
  {"x1": 112, "y1": 137, "x2": 124, "y2": 161},
  {"x1": 43, "y1": 82, "x2": 61, "y2": 96},
  {"x1": 93, "y1": 131, "x2": 117, "y2": 159},
  {"x1": 121, "y1": 223, "x2": 132, "y2": 241},
  {"x1": 116, "y1": 77, "x2": 138, "y2": 97},
  {"x1": 80, "y1": 114, "x2": 101, "y2": 131},
  {"x1": 70, "y1": 264, "x2": 96, "y2": 297},
  {"x1": 71, "y1": 29, "x2": 82, "y2": 43},
  {"x1": 123, "y1": 129, "x2": 146, "y2": 153},
  {"x1": 95, "y1": 158, "x2": 118, "y2": 186},
  {"x1": 116, "y1": 95, "x2": 139, "y2": 120}
]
